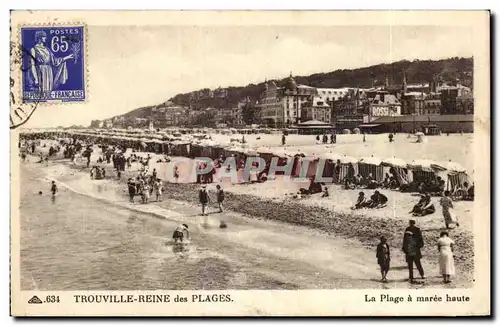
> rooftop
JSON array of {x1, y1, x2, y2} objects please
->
[
  {"x1": 297, "y1": 120, "x2": 332, "y2": 126},
  {"x1": 372, "y1": 114, "x2": 474, "y2": 124}
]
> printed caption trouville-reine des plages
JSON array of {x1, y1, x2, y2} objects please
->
[{"x1": 73, "y1": 294, "x2": 233, "y2": 304}]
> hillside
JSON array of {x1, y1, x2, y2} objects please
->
[{"x1": 115, "y1": 56, "x2": 473, "y2": 119}]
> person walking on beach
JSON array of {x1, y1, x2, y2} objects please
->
[
  {"x1": 402, "y1": 219, "x2": 425, "y2": 282},
  {"x1": 437, "y1": 231, "x2": 455, "y2": 283},
  {"x1": 216, "y1": 185, "x2": 225, "y2": 213},
  {"x1": 281, "y1": 134, "x2": 286, "y2": 146},
  {"x1": 155, "y1": 178, "x2": 163, "y2": 202},
  {"x1": 440, "y1": 191, "x2": 460, "y2": 229},
  {"x1": 174, "y1": 165, "x2": 180, "y2": 182},
  {"x1": 376, "y1": 236, "x2": 391, "y2": 282},
  {"x1": 331, "y1": 133, "x2": 337, "y2": 144},
  {"x1": 50, "y1": 181, "x2": 58, "y2": 196},
  {"x1": 127, "y1": 178, "x2": 136, "y2": 203},
  {"x1": 199, "y1": 185, "x2": 210, "y2": 216}
]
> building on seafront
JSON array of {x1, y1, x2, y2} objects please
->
[
  {"x1": 256, "y1": 73, "x2": 318, "y2": 127},
  {"x1": 439, "y1": 83, "x2": 473, "y2": 115},
  {"x1": 90, "y1": 69, "x2": 474, "y2": 132},
  {"x1": 300, "y1": 96, "x2": 332, "y2": 124},
  {"x1": 256, "y1": 73, "x2": 366, "y2": 127},
  {"x1": 332, "y1": 88, "x2": 368, "y2": 131},
  {"x1": 365, "y1": 114, "x2": 474, "y2": 134},
  {"x1": 365, "y1": 90, "x2": 402, "y2": 122}
]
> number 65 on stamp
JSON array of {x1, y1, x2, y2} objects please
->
[{"x1": 20, "y1": 25, "x2": 86, "y2": 103}]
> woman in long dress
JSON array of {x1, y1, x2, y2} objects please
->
[
  {"x1": 29, "y1": 31, "x2": 74, "y2": 92},
  {"x1": 437, "y1": 231, "x2": 455, "y2": 283},
  {"x1": 439, "y1": 191, "x2": 460, "y2": 229}
]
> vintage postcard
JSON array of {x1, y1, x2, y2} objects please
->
[{"x1": 10, "y1": 11, "x2": 490, "y2": 316}]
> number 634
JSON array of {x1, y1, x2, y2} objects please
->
[{"x1": 46, "y1": 295, "x2": 60, "y2": 303}]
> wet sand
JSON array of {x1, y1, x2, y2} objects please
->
[{"x1": 20, "y1": 149, "x2": 474, "y2": 289}]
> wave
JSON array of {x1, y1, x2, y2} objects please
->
[{"x1": 35, "y1": 171, "x2": 193, "y2": 226}]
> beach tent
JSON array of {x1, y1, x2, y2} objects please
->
[
  {"x1": 291, "y1": 153, "x2": 319, "y2": 179},
  {"x1": 353, "y1": 128, "x2": 361, "y2": 134},
  {"x1": 359, "y1": 156, "x2": 384, "y2": 182},
  {"x1": 342, "y1": 129, "x2": 351, "y2": 134},
  {"x1": 319, "y1": 152, "x2": 343, "y2": 162},
  {"x1": 431, "y1": 160, "x2": 470, "y2": 192},
  {"x1": 382, "y1": 157, "x2": 411, "y2": 185},
  {"x1": 407, "y1": 159, "x2": 439, "y2": 185},
  {"x1": 318, "y1": 152, "x2": 343, "y2": 179},
  {"x1": 255, "y1": 146, "x2": 276, "y2": 168},
  {"x1": 337, "y1": 155, "x2": 359, "y2": 182}
]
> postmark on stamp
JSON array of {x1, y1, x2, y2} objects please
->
[{"x1": 20, "y1": 25, "x2": 85, "y2": 103}]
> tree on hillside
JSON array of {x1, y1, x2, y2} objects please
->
[
  {"x1": 191, "y1": 111, "x2": 216, "y2": 127},
  {"x1": 222, "y1": 114, "x2": 235, "y2": 126},
  {"x1": 242, "y1": 103, "x2": 259, "y2": 125},
  {"x1": 112, "y1": 57, "x2": 473, "y2": 121}
]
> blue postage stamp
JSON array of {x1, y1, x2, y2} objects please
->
[{"x1": 21, "y1": 25, "x2": 85, "y2": 103}]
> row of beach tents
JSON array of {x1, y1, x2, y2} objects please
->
[{"x1": 20, "y1": 129, "x2": 470, "y2": 192}]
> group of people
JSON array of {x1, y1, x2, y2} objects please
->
[
  {"x1": 409, "y1": 191, "x2": 460, "y2": 230},
  {"x1": 126, "y1": 169, "x2": 164, "y2": 204},
  {"x1": 376, "y1": 219, "x2": 456, "y2": 284},
  {"x1": 351, "y1": 190, "x2": 388, "y2": 209},
  {"x1": 315, "y1": 133, "x2": 337, "y2": 145},
  {"x1": 90, "y1": 166, "x2": 106, "y2": 180},
  {"x1": 198, "y1": 184, "x2": 225, "y2": 216},
  {"x1": 343, "y1": 167, "x2": 401, "y2": 191}
]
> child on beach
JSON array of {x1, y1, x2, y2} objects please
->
[
  {"x1": 172, "y1": 224, "x2": 189, "y2": 243},
  {"x1": 50, "y1": 181, "x2": 58, "y2": 196},
  {"x1": 376, "y1": 236, "x2": 391, "y2": 282},
  {"x1": 216, "y1": 185, "x2": 224, "y2": 213}
]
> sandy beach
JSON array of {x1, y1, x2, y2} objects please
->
[{"x1": 25, "y1": 138, "x2": 475, "y2": 286}]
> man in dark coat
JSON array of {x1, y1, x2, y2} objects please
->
[{"x1": 402, "y1": 219, "x2": 425, "y2": 282}]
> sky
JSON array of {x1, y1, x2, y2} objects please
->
[{"x1": 20, "y1": 25, "x2": 474, "y2": 128}]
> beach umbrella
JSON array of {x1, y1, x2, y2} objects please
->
[
  {"x1": 256, "y1": 146, "x2": 274, "y2": 154},
  {"x1": 319, "y1": 152, "x2": 343, "y2": 162},
  {"x1": 408, "y1": 159, "x2": 435, "y2": 171},
  {"x1": 244, "y1": 149, "x2": 259, "y2": 156},
  {"x1": 431, "y1": 160, "x2": 466, "y2": 173},
  {"x1": 445, "y1": 161, "x2": 466, "y2": 173},
  {"x1": 271, "y1": 148, "x2": 292, "y2": 157},
  {"x1": 360, "y1": 156, "x2": 382, "y2": 165},
  {"x1": 382, "y1": 157, "x2": 407, "y2": 168},
  {"x1": 340, "y1": 155, "x2": 357, "y2": 164}
]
